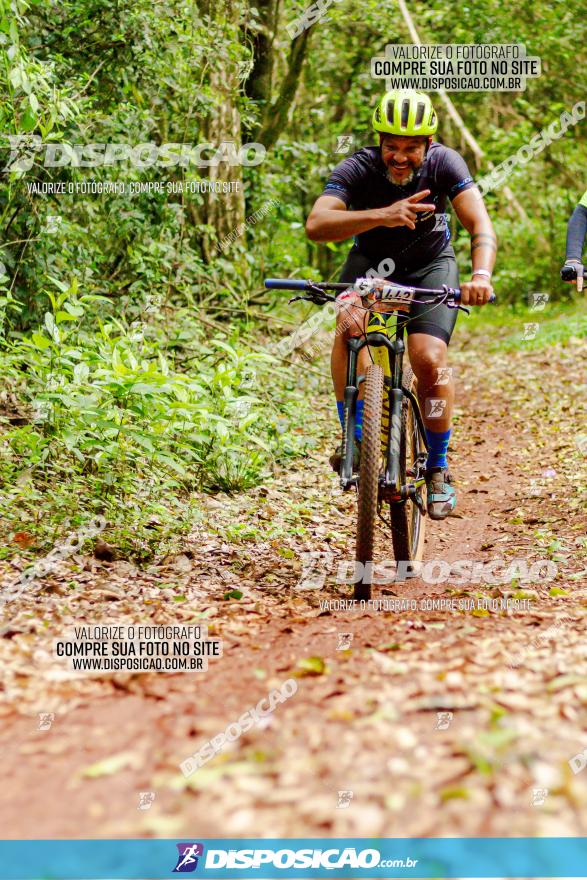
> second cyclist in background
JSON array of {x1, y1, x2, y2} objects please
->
[{"x1": 561, "y1": 190, "x2": 586, "y2": 290}]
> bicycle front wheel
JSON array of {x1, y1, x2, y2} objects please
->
[
  {"x1": 389, "y1": 366, "x2": 426, "y2": 566},
  {"x1": 354, "y1": 363, "x2": 384, "y2": 601}
]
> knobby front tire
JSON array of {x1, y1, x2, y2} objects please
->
[
  {"x1": 354, "y1": 363, "x2": 384, "y2": 601},
  {"x1": 389, "y1": 366, "x2": 426, "y2": 566}
]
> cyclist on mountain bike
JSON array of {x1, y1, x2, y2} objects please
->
[
  {"x1": 561, "y1": 191, "x2": 586, "y2": 284},
  {"x1": 306, "y1": 90, "x2": 496, "y2": 520}
]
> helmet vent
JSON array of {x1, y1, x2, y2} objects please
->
[
  {"x1": 385, "y1": 99, "x2": 395, "y2": 125},
  {"x1": 401, "y1": 99, "x2": 410, "y2": 128},
  {"x1": 415, "y1": 102, "x2": 425, "y2": 127},
  {"x1": 429, "y1": 110, "x2": 437, "y2": 128}
]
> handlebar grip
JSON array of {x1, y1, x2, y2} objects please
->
[
  {"x1": 265, "y1": 278, "x2": 308, "y2": 291},
  {"x1": 453, "y1": 289, "x2": 496, "y2": 304}
]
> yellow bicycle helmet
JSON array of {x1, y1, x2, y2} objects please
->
[{"x1": 372, "y1": 90, "x2": 438, "y2": 136}]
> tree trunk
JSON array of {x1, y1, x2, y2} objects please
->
[
  {"x1": 196, "y1": 0, "x2": 246, "y2": 261},
  {"x1": 243, "y1": 0, "x2": 281, "y2": 131},
  {"x1": 257, "y1": 29, "x2": 312, "y2": 151}
]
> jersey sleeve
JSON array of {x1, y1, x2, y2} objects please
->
[
  {"x1": 566, "y1": 201, "x2": 587, "y2": 261},
  {"x1": 320, "y1": 154, "x2": 368, "y2": 207},
  {"x1": 437, "y1": 146, "x2": 476, "y2": 201}
]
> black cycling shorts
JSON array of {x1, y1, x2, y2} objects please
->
[{"x1": 338, "y1": 247, "x2": 459, "y2": 345}]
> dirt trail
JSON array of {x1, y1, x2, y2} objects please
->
[{"x1": 0, "y1": 329, "x2": 586, "y2": 839}]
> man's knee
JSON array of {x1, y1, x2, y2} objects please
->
[
  {"x1": 410, "y1": 340, "x2": 450, "y2": 386},
  {"x1": 335, "y1": 301, "x2": 363, "y2": 337},
  {"x1": 335, "y1": 308, "x2": 350, "y2": 329}
]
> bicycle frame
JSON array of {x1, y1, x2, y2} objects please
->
[
  {"x1": 263, "y1": 276, "x2": 490, "y2": 500},
  {"x1": 339, "y1": 309, "x2": 429, "y2": 495}
]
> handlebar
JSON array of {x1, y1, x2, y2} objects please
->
[
  {"x1": 265, "y1": 277, "x2": 496, "y2": 305},
  {"x1": 265, "y1": 278, "x2": 331, "y2": 291},
  {"x1": 560, "y1": 262, "x2": 584, "y2": 292}
]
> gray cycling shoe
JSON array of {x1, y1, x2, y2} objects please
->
[
  {"x1": 329, "y1": 440, "x2": 361, "y2": 473},
  {"x1": 425, "y1": 467, "x2": 457, "y2": 520}
]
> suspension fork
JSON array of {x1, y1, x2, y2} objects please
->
[
  {"x1": 340, "y1": 337, "x2": 363, "y2": 488},
  {"x1": 340, "y1": 331, "x2": 389, "y2": 487}
]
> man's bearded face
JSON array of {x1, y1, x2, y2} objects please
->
[{"x1": 380, "y1": 134, "x2": 428, "y2": 186}]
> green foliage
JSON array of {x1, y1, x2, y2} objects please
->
[
  {"x1": 464, "y1": 298, "x2": 587, "y2": 352},
  {"x1": 0, "y1": 274, "x2": 317, "y2": 558}
]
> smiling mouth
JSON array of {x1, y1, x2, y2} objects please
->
[{"x1": 386, "y1": 163, "x2": 415, "y2": 186}]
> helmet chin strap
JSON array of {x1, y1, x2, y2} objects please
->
[{"x1": 413, "y1": 136, "x2": 433, "y2": 176}]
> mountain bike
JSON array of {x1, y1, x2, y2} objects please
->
[{"x1": 265, "y1": 276, "x2": 494, "y2": 601}]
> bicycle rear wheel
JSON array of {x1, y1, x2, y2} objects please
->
[
  {"x1": 389, "y1": 366, "x2": 426, "y2": 566},
  {"x1": 355, "y1": 363, "x2": 384, "y2": 601}
]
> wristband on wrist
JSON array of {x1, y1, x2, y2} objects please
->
[{"x1": 472, "y1": 269, "x2": 492, "y2": 279}]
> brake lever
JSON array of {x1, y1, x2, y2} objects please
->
[
  {"x1": 288, "y1": 291, "x2": 333, "y2": 305},
  {"x1": 445, "y1": 299, "x2": 470, "y2": 314}
]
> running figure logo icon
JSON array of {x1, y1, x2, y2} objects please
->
[
  {"x1": 425, "y1": 398, "x2": 447, "y2": 419},
  {"x1": 335, "y1": 135, "x2": 354, "y2": 154},
  {"x1": 173, "y1": 843, "x2": 204, "y2": 872},
  {"x1": 434, "y1": 711, "x2": 453, "y2": 730}
]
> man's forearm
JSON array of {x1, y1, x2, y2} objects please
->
[
  {"x1": 306, "y1": 208, "x2": 385, "y2": 242},
  {"x1": 470, "y1": 229, "x2": 497, "y2": 276},
  {"x1": 565, "y1": 204, "x2": 587, "y2": 262}
]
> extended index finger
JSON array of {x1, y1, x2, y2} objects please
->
[{"x1": 407, "y1": 189, "x2": 431, "y2": 202}]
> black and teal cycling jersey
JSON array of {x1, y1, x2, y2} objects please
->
[
  {"x1": 565, "y1": 191, "x2": 587, "y2": 262},
  {"x1": 321, "y1": 142, "x2": 475, "y2": 274}
]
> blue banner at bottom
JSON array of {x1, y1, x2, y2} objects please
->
[{"x1": 0, "y1": 837, "x2": 585, "y2": 879}]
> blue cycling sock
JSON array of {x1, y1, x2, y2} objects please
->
[
  {"x1": 425, "y1": 427, "x2": 451, "y2": 469},
  {"x1": 336, "y1": 400, "x2": 364, "y2": 442}
]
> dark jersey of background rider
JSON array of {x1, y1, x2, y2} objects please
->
[
  {"x1": 565, "y1": 191, "x2": 587, "y2": 262},
  {"x1": 561, "y1": 191, "x2": 587, "y2": 283}
]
